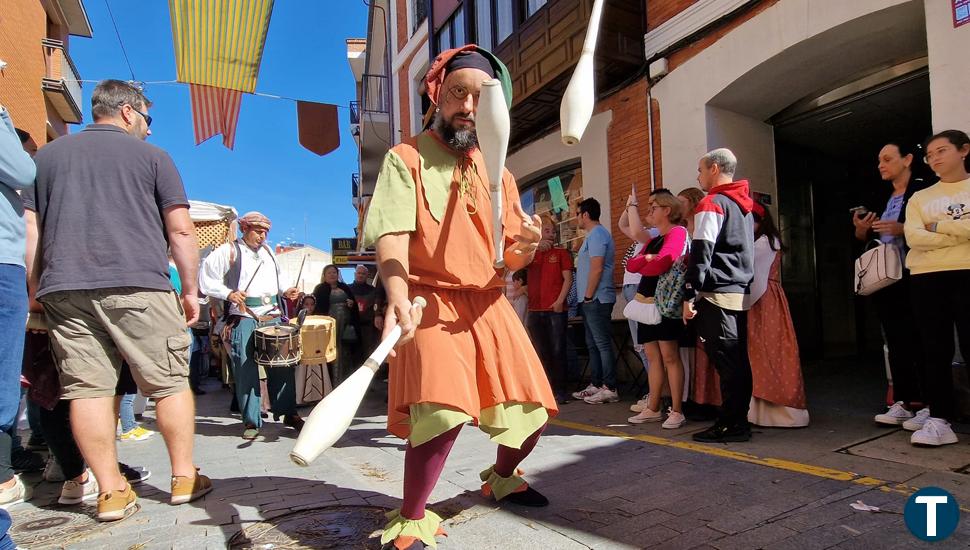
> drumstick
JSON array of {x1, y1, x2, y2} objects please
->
[
  {"x1": 242, "y1": 260, "x2": 264, "y2": 293},
  {"x1": 290, "y1": 297, "x2": 427, "y2": 466},
  {"x1": 477, "y1": 79, "x2": 509, "y2": 269},
  {"x1": 293, "y1": 254, "x2": 308, "y2": 290}
]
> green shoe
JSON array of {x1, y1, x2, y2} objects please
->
[{"x1": 242, "y1": 427, "x2": 259, "y2": 440}]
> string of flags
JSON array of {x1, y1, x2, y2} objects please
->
[{"x1": 167, "y1": 0, "x2": 341, "y2": 155}]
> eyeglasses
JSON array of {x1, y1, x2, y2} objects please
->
[
  {"x1": 128, "y1": 105, "x2": 152, "y2": 127},
  {"x1": 447, "y1": 84, "x2": 480, "y2": 103}
]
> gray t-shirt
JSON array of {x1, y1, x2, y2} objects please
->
[{"x1": 31, "y1": 124, "x2": 188, "y2": 298}]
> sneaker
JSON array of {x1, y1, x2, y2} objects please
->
[
  {"x1": 97, "y1": 481, "x2": 136, "y2": 521},
  {"x1": 119, "y1": 463, "x2": 151, "y2": 485},
  {"x1": 662, "y1": 409, "x2": 687, "y2": 429},
  {"x1": 902, "y1": 408, "x2": 931, "y2": 431},
  {"x1": 584, "y1": 387, "x2": 620, "y2": 404},
  {"x1": 0, "y1": 475, "x2": 31, "y2": 509},
  {"x1": 119, "y1": 426, "x2": 155, "y2": 441},
  {"x1": 630, "y1": 394, "x2": 650, "y2": 413},
  {"x1": 171, "y1": 471, "x2": 213, "y2": 505},
  {"x1": 874, "y1": 402, "x2": 914, "y2": 426},
  {"x1": 692, "y1": 423, "x2": 751, "y2": 443},
  {"x1": 911, "y1": 418, "x2": 959, "y2": 447},
  {"x1": 572, "y1": 384, "x2": 601, "y2": 400},
  {"x1": 44, "y1": 456, "x2": 65, "y2": 483},
  {"x1": 629, "y1": 407, "x2": 662, "y2": 424},
  {"x1": 58, "y1": 470, "x2": 99, "y2": 505}
]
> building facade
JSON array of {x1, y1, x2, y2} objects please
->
[{"x1": 0, "y1": 0, "x2": 93, "y2": 144}]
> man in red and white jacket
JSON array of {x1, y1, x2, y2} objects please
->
[{"x1": 683, "y1": 148, "x2": 755, "y2": 443}]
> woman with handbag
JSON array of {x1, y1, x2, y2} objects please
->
[
  {"x1": 902, "y1": 129, "x2": 970, "y2": 447},
  {"x1": 624, "y1": 190, "x2": 689, "y2": 428},
  {"x1": 744, "y1": 203, "x2": 808, "y2": 427},
  {"x1": 852, "y1": 141, "x2": 930, "y2": 427},
  {"x1": 312, "y1": 265, "x2": 361, "y2": 386}
]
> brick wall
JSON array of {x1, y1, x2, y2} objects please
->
[
  {"x1": 0, "y1": 2, "x2": 54, "y2": 145},
  {"x1": 395, "y1": 0, "x2": 409, "y2": 53},
  {"x1": 647, "y1": 0, "x2": 698, "y2": 31}
]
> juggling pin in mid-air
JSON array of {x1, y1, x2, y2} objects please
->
[
  {"x1": 560, "y1": 0, "x2": 606, "y2": 146},
  {"x1": 476, "y1": 79, "x2": 511, "y2": 269},
  {"x1": 289, "y1": 297, "x2": 427, "y2": 466}
]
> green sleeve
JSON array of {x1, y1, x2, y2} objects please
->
[{"x1": 363, "y1": 150, "x2": 418, "y2": 248}]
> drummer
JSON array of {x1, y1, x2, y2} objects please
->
[{"x1": 200, "y1": 211, "x2": 303, "y2": 440}]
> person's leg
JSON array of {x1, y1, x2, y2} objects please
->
[
  {"x1": 229, "y1": 319, "x2": 263, "y2": 429},
  {"x1": 695, "y1": 300, "x2": 750, "y2": 428},
  {"x1": 953, "y1": 271, "x2": 970, "y2": 372},
  {"x1": 581, "y1": 304, "x2": 603, "y2": 387},
  {"x1": 643, "y1": 342, "x2": 664, "y2": 412},
  {"x1": 119, "y1": 394, "x2": 137, "y2": 434},
  {"x1": 152, "y1": 390, "x2": 196, "y2": 477},
  {"x1": 875, "y1": 280, "x2": 921, "y2": 405},
  {"x1": 624, "y1": 285, "x2": 649, "y2": 369},
  {"x1": 26, "y1": 400, "x2": 44, "y2": 449},
  {"x1": 589, "y1": 301, "x2": 616, "y2": 389},
  {"x1": 911, "y1": 273, "x2": 955, "y2": 421},
  {"x1": 266, "y1": 366, "x2": 298, "y2": 418},
  {"x1": 495, "y1": 425, "x2": 545, "y2": 477},
  {"x1": 659, "y1": 340, "x2": 685, "y2": 414},
  {"x1": 549, "y1": 312, "x2": 569, "y2": 397},
  {"x1": 39, "y1": 400, "x2": 86, "y2": 481},
  {"x1": 528, "y1": 313, "x2": 555, "y2": 392},
  {"x1": 0, "y1": 266, "x2": 27, "y2": 489},
  {"x1": 401, "y1": 424, "x2": 463, "y2": 520},
  {"x1": 70, "y1": 397, "x2": 126, "y2": 494},
  {"x1": 188, "y1": 333, "x2": 203, "y2": 393}
]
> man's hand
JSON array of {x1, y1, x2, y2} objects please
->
[
  {"x1": 228, "y1": 290, "x2": 247, "y2": 309},
  {"x1": 509, "y1": 201, "x2": 542, "y2": 256},
  {"x1": 182, "y1": 294, "x2": 200, "y2": 326},
  {"x1": 682, "y1": 300, "x2": 697, "y2": 324},
  {"x1": 346, "y1": 299, "x2": 355, "y2": 308},
  {"x1": 552, "y1": 300, "x2": 565, "y2": 313},
  {"x1": 537, "y1": 238, "x2": 554, "y2": 252},
  {"x1": 382, "y1": 298, "x2": 423, "y2": 357},
  {"x1": 374, "y1": 315, "x2": 384, "y2": 331},
  {"x1": 283, "y1": 287, "x2": 300, "y2": 300},
  {"x1": 872, "y1": 220, "x2": 904, "y2": 236}
]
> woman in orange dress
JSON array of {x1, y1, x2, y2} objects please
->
[{"x1": 745, "y1": 203, "x2": 809, "y2": 427}]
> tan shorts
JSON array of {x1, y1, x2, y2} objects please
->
[{"x1": 41, "y1": 287, "x2": 192, "y2": 400}]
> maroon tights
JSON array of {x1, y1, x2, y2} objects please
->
[{"x1": 400, "y1": 423, "x2": 546, "y2": 519}]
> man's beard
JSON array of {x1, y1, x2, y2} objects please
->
[{"x1": 434, "y1": 111, "x2": 478, "y2": 153}]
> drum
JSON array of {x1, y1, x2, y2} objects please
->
[
  {"x1": 254, "y1": 325, "x2": 302, "y2": 367},
  {"x1": 298, "y1": 315, "x2": 337, "y2": 365}
]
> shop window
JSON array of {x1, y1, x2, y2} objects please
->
[{"x1": 520, "y1": 165, "x2": 585, "y2": 254}]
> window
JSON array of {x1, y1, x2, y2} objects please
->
[
  {"x1": 434, "y1": 5, "x2": 467, "y2": 52},
  {"x1": 437, "y1": 24, "x2": 452, "y2": 52},
  {"x1": 411, "y1": 0, "x2": 428, "y2": 35},
  {"x1": 521, "y1": 166, "x2": 586, "y2": 253},
  {"x1": 475, "y1": 0, "x2": 493, "y2": 51},
  {"x1": 495, "y1": 0, "x2": 514, "y2": 45},
  {"x1": 525, "y1": 0, "x2": 547, "y2": 18}
]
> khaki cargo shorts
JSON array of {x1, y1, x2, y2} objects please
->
[{"x1": 41, "y1": 287, "x2": 192, "y2": 400}]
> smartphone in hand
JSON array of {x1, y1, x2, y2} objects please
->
[{"x1": 849, "y1": 206, "x2": 869, "y2": 216}]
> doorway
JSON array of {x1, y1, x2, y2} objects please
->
[{"x1": 772, "y1": 68, "x2": 932, "y2": 361}]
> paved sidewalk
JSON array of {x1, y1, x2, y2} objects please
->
[{"x1": 8, "y1": 378, "x2": 970, "y2": 549}]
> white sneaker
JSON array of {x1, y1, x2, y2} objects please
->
[
  {"x1": 572, "y1": 384, "x2": 601, "y2": 400},
  {"x1": 58, "y1": 470, "x2": 99, "y2": 505},
  {"x1": 630, "y1": 394, "x2": 650, "y2": 413},
  {"x1": 874, "y1": 402, "x2": 914, "y2": 426},
  {"x1": 0, "y1": 475, "x2": 31, "y2": 509},
  {"x1": 629, "y1": 408, "x2": 662, "y2": 424},
  {"x1": 910, "y1": 418, "x2": 959, "y2": 447},
  {"x1": 662, "y1": 409, "x2": 687, "y2": 429},
  {"x1": 902, "y1": 408, "x2": 931, "y2": 431},
  {"x1": 584, "y1": 387, "x2": 620, "y2": 404},
  {"x1": 44, "y1": 455, "x2": 65, "y2": 483}
]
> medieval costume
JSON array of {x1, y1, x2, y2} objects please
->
[{"x1": 364, "y1": 46, "x2": 558, "y2": 549}]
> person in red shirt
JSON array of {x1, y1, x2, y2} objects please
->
[{"x1": 527, "y1": 216, "x2": 574, "y2": 404}]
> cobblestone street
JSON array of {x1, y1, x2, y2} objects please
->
[{"x1": 8, "y1": 367, "x2": 970, "y2": 549}]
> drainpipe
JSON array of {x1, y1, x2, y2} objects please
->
[{"x1": 647, "y1": 87, "x2": 656, "y2": 192}]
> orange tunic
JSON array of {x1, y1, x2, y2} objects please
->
[{"x1": 376, "y1": 133, "x2": 558, "y2": 441}]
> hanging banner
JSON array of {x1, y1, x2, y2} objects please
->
[
  {"x1": 297, "y1": 101, "x2": 340, "y2": 156},
  {"x1": 169, "y1": 0, "x2": 275, "y2": 93},
  {"x1": 189, "y1": 84, "x2": 243, "y2": 149},
  {"x1": 548, "y1": 176, "x2": 569, "y2": 213}
]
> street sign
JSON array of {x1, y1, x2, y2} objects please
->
[
  {"x1": 331, "y1": 238, "x2": 358, "y2": 257},
  {"x1": 955, "y1": 0, "x2": 970, "y2": 28}
]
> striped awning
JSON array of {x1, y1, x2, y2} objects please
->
[{"x1": 169, "y1": 0, "x2": 274, "y2": 93}]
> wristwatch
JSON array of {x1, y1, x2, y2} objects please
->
[{"x1": 584, "y1": 296, "x2": 594, "y2": 303}]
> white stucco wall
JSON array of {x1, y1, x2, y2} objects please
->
[
  {"x1": 506, "y1": 110, "x2": 614, "y2": 230},
  {"x1": 650, "y1": 0, "x2": 914, "y2": 196},
  {"x1": 924, "y1": 0, "x2": 970, "y2": 133}
]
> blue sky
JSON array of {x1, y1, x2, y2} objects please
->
[{"x1": 70, "y1": 1, "x2": 369, "y2": 253}]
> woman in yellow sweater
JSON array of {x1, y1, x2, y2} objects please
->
[{"x1": 903, "y1": 129, "x2": 970, "y2": 447}]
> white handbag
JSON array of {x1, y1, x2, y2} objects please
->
[
  {"x1": 854, "y1": 240, "x2": 902, "y2": 296},
  {"x1": 623, "y1": 293, "x2": 662, "y2": 325}
]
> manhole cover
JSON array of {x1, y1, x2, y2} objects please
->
[
  {"x1": 229, "y1": 505, "x2": 388, "y2": 549},
  {"x1": 9, "y1": 503, "x2": 140, "y2": 549}
]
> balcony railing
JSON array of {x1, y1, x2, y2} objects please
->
[
  {"x1": 352, "y1": 173, "x2": 361, "y2": 208},
  {"x1": 41, "y1": 38, "x2": 83, "y2": 123},
  {"x1": 349, "y1": 101, "x2": 360, "y2": 124},
  {"x1": 361, "y1": 73, "x2": 390, "y2": 114}
]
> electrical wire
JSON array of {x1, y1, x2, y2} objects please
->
[{"x1": 103, "y1": 0, "x2": 136, "y2": 81}]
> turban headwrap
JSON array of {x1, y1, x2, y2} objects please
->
[
  {"x1": 239, "y1": 211, "x2": 272, "y2": 231},
  {"x1": 422, "y1": 44, "x2": 513, "y2": 127}
]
